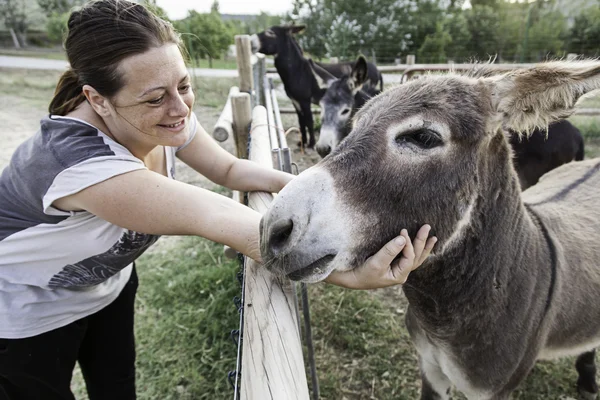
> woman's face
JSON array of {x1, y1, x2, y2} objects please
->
[{"x1": 107, "y1": 43, "x2": 195, "y2": 148}]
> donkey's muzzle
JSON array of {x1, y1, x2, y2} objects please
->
[{"x1": 316, "y1": 144, "x2": 331, "y2": 158}]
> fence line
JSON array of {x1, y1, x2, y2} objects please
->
[{"x1": 220, "y1": 35, "x2": 311, "y2": 400}]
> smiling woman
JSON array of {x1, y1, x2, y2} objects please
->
[{"x1": 0, "y1": 0, "x2": 436, "y2": 398}]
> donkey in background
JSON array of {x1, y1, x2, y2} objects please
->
[
  {"x1": 260, "y1": 60, "x2": 600, "y2": 399},
  {"x1": 509, "y1": 120, "x2": 584, "y2": 189},
  {"x1": 309, "y1": 55, "x2": 381, "y2": 158},
  {"x1": 249, "y1": 25, "x2": 383, "y2": 148}
]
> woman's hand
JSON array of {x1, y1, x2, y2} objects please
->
[{"x1": 325, "y1": 225, "x2": 437, "y2": 290}]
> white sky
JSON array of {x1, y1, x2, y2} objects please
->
[{"x1": 155, "y1": 0, "x2": 295, "y2": 20}]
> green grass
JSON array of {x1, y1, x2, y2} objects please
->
[
  {"x1": 188, "y1": 58, "x2": 238, "y2": 70},
  {"x1": 133, "y1": 236, "x2": 241, "y2": 400},
  {"x1": 0, "y1": 67, "x2": 236, "y2": 110},
  {"x1": 0, "y1": 68, "x2": 62, "y2": 109},
  {"x1": 190, "y1": 76, "x2": 238, "y2": 108}
]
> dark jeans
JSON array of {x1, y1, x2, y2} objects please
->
[{"x1": 0, "y1": 267, "x2": 138, "y2": 400}]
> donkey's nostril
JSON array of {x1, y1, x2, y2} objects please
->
[
  {"x1": 268, "y1": 218, "x2": 294, "y2": 255},
  {"x1": 317, "y1": 145, "x2": 331, "y2": 158}
]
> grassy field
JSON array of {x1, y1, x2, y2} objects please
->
[
  {"x1": 0, "y1": 47, "x2": 67, "y2": 60},
  {"x1": 1, "y1": 67, "x2": 600, "y2": 400},
  {"x1": 0, "y1": 47, "x2": 238, "y2": 69}
]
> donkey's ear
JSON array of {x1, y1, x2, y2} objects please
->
[
  {"x1": 309, "y1": 58, "x2": 336, "y2": 88},
  {"x1": 481, "y1": 60, "x2": 600, "y2": 134},
  {"x1": 350, "y1": 55, "x2": 370, "y2": 92},
  {"x1": 289, "y1": 24, "x2": 306, "y2": 34}
]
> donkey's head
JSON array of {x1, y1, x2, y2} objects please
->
[
  {"x1": 313, "y1": 56, "x2": 375, "y2": 158},
  {"x1": 249, "y1": 25, "x2": 306, "y2": 56},
  {"x1": 260, "y1": 61, "x2": 600, "y2": 282}
]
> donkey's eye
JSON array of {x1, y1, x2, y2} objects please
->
[
  {"x1": 341, "y1": 108, "x2": 351, "y2": 116},
  {"x1": 396, "y1": 129, "x2": 443, "y2": 149}
]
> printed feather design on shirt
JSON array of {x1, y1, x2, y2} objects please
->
[{"x1": 48, "y1": 230, "x2": 159, "y2": 288}]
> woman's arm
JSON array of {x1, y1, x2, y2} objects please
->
[
  {"x1": 176, "y1": 123, "x2": 294, "y2": 193},
  {"x1": 52, "y1": 169, "x2": 264, "y2": 261}
]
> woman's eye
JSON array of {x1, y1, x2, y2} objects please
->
[
  {"x1": 396, "y1": 129, "x2": 442, "y2": 149},
  {"x1": 179, "y1": 84, "x2": 191, "y2": 93},
  {"x1": 147, "y1": 96, "x2": 164, "y2": 105}
]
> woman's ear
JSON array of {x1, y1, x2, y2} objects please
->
[{"x1": 82, "y1": 84, "x2": 111, "y2": 117}]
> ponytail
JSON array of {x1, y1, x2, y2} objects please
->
[{"x1": 49, "y1": 68, "x2": 86, "y2": 116}]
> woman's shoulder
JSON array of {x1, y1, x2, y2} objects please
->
[{"x1": 41, "y1": 115, "x2": 136, "y2": 166}]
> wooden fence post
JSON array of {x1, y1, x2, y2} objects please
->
[
  {"x1": 240, "y1": 106, "x2": 310, "y2": 400},
  {"x1": 231, "y1": 92, "x2": 252, "y2": 160},
  {"x1": 213, "y1": 86, "x2": 239, "y2": 142},
  {"x1": 235, "y1": 35, "x2": 254, "y2": 94}
]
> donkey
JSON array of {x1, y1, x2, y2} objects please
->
[
  {"x1": 310, "y1": 55, "x2": 381, "y2": 158},
  {"x1": 249, "y1": 25, "x2": 383, "y2": 148},
  {"x1": 260, "y1": 60, "x2": 600, "y2": 399},
  {"x1": 509, "y1": 120, "x2": 585, "y2": 189}
]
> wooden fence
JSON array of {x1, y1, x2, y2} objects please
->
[{"x1": 214, "y1": 35, "x2": 311, "y2": 400}]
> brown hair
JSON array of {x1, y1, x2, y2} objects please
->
[{"x1": 49, "y1": 0, "x2": 182, "y2": 115}]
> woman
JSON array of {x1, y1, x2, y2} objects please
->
[{"x1": 0, "y1": 0, "x2": 436, "y2": 398}]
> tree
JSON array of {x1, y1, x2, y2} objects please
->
[
  {"x1": 46, "y1": 11, "x2": 69, "y2": 43},
  {"x1": 36, "y1": 0, "x2": 83, "y2": 17},
  {"x1": 290, "y1": 0, "x2": 412, "y2": 62},
  {"x1": 464, "y1": 5, "x2": 501, "y2": 61},
  {"x1": 403, "y1": 0, "x2": 447, "y2": 57},
  {"x1": 567, "y1": 5, "x2": 600, "y2": 57},
  {"x1": 444, "y1": 12, "x2": 471, "y2": 62},
  {"x1": 418, "y1": 21, "x2": 452, "y2": 63},
  {"x1": 525, "y1": 9, "x2": 567, "y2": 61},
  {"x1": 176, "y1": 10, "x2": 232, "y2": 68},
  {"x1": 0, "y1": 0, "x2": 29, "y2": 47}
]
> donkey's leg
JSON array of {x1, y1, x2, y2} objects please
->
[
  {"x1": 576, "y1": 350, "x2": 598, "y2": 400},
  {"x1": 419, "y1": 356, "x2": 452, "y2": 400},
  {"x1": 300, "y1": 101, "x2": 316, "y2": 148},
  {"x1": 291, "y1": 100, "x2": 308, "y2": 148}
]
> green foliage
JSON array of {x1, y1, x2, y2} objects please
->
[
  {"x1": 175, "y1": 10, "x2": 232, "y2": 67},
  {"x1": 444, "y1": 12, "x2": 471, "y2": 62},
  {"x1": 404, "y1": 0, "x2": 446, "y2": 57},
  {"x1": 525, "y1": 9, "x2": 567, "y2": 61},
  {"x1": 36, "y1": 0, "x2": 83, "y2": 17},
  {"x1": 46, "y1": 11, "x2": 68, "y2": 44},
  {"x1": 291, "y1": 0, "x2": 416, "y2": 62},
  {"x1": 418, "y1": 22, "x2": 452, "y2": 63},
  {"x1": 465, "y1": 5, "x2": 501, "y2": 61},
  {"x1": 568, "y1": 5, "x2": 600, "y2": 57}
]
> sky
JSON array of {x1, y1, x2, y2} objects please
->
[{"x1": 155, "y1": 0, "x2": 295, "y2": 20}]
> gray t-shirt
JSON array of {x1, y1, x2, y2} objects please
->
[{"x1": 0, "y1": 114, "x2": 197, "y2": 338}]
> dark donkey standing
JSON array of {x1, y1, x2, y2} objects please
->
[
  {"x1": 509, "y1": 120, "x2": 585, "y2": 189},
  {"x1": 249, "y1": 25, "x2": 383, "y2": 148},
  {"x1": 260, "y1": 60, "x2": 600, "y2": 399}
]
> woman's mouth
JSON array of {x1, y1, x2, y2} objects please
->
[{"x1": 158, "y1": 120, "x2": 185, "y2": 132}]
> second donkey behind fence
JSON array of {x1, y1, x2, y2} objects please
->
[{"x1": 249, "y1": 25, "x2": 383, "y2": 149}]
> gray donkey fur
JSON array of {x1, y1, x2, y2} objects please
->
[{"x1": 259, "y1": 60, "x2": 600, "y2": 399}]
